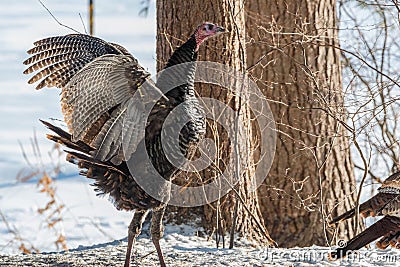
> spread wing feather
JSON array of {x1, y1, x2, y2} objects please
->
[
  {"x1": 62, "y1": 55, "x2": 150, "y2": 140},
  {"x1": 25, "y1": 34, "x2": 161, "y2": 164},
  {"x1": 24, "y1": 34, "x2": 125, "y2": 89},
  {"x1": 90, "y1": 102, "x2": 143, "y2": 165}
]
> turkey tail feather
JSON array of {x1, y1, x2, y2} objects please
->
[
  {"x1": 40, "y1": 120, "x2": 153, "y2": 211},
  {"x1": 66, "y1": 150, "x2": 125, "y2": 176},
  {"x1": 40, "y1": 120, "x2": 93, "y2": 153}
]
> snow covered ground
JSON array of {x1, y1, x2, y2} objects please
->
[
  {"x1": 1, "y1": 1, "x2": 399, "y2": 266},
  {"x1": 1, "y1": 228, "x2": 400, "y2": 266}
]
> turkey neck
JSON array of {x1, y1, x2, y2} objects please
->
[
  {"x1": 156, "y1": 35, "x2": 198, "y2": 103},
  {"x1": 165, "y1": 35, "x2": 198, "y2": 68},
  {"x1": 144, "y1": 35, "x2": 203, "y2": 178}
]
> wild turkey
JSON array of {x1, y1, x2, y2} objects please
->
[
  {"x1": 329, "y1": 171, "x2": 400, "y2": 259},
  {"x1": 24, "y1": 22, "x2": 225, "y2": 267}
]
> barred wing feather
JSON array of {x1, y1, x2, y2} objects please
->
[
  {"x1": 24, "y1": 34, "x2": 158, "y2": 165},
  {"x1": 24, "y1": 34, "x2": 126, "y2": 89}
]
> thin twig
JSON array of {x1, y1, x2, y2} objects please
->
[{"x1": 38, "y1": 0, "x2": 81, "y2": 34}]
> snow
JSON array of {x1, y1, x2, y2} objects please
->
[
  {"x1": 0, "y1": 0, "x2": 399, "y2": 266},
  {"x1": 0, "y1": 0, "x2": 157, "y2": 183},
  {"x1": 0, "y1": 175, "x2": 131, "y2": 253},
  {"x1": 1, "y1": 225, "x2": 400, "y2": 266}
]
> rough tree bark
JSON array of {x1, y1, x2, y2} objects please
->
[
  {"x1": 156, "y1": 0, "x2": 274, "y2": 245},
  {"x1": 245, "y1": 0, "x2": 362, "y2": 246}
]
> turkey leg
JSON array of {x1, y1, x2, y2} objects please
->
[
  {"x1": 151, "y1": 206, "x2": 167, "y2": 267},
  {"x1": 124, "y1": 210, "x2": 148, "y2": 267}
]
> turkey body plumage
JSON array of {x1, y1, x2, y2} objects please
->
[
  {"x1": 329, "y1": 171, "x2": 400, "y2": 259},
  {"x1": 24, "y1": 23, "x2": 225, "y2": 267}
]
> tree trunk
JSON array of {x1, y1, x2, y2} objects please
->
[
  {"x1": 156, "y1": 0, "x2": 274, "y2": 245},
  {"x1": 245, "y1": 0, "x2": 362, "y2": 246}
]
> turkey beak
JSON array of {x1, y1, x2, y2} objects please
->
[{"x1": 216, "y1": 26, "x2": 225, "y2": 33}]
